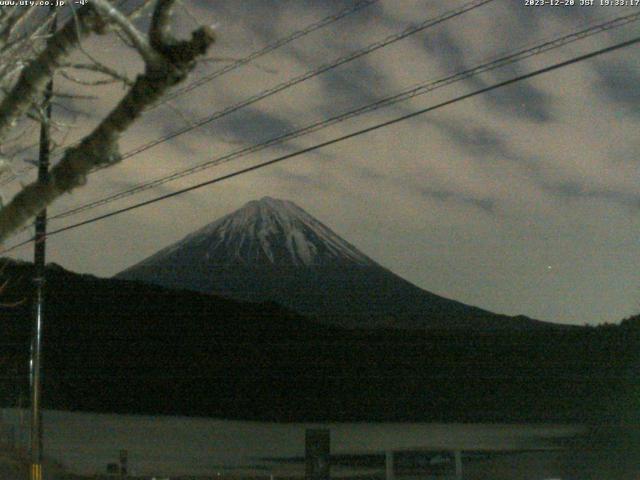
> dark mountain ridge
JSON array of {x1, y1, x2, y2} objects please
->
[{"x1": 0, "y1": 259, "x2": 637, "y2": 424}]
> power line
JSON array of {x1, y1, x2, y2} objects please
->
[
  {"x1": 151, "y1": 0, "x2": 380, "y2": 109},
  {"x1": 3, "y1": 33, "x2": 637, "y2": 255},
  {"x1": 3, "y1": 0, "x2": 495, "y2": 202},
  {"x1": 0, "y1": 0, "x2": 379, "y2": 188},
  {"x1": 99, "y1": 0, "x2": 496, "y2": 163},
  {"x1": 48, "y1": 11, "x2": 640, "y2": 221},
  {"x1": 4, "y1": 0, "x2": 488, "y2": 187}
]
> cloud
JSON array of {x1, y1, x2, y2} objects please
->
[
  {"x1": 543, "y1": 180, "x2": 640, "y2": 210},
  {"x1": 483, "y1": 65, "x2": 554, "y2": 123},
  {"x1": 195, "y1": 0, "x2": 389, "y2": 53},
  {"x1": 214, "y1": 107, "x2": 298, "y2": 144},
  {"x1": 420, "y1": 28, "x2": 554, "y2": 123},
  {"x1": 428, "y1": 117, "x2": 517, "y2": 160},
  {"x1": 592, "y1": 58, "x2": 640, "y2": 119},
  {"x1": 314, "y1": 59, "x2": 393, "y2": 114},
  {"x1": 418, "y1": 186, "x2": 496, "y2": 214},
  {"x1": 421, "y1": 28, "x2": 468, "y2": 78}
]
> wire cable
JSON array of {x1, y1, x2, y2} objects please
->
[
  {"x1": 0, "y1": 0, "x2": 379, "y2": 188},
  {"x1": 48, "y1": 11, "x2": 640, "y2": 221},
  {"x1": 99, "y1": 0, "x2": 496, "y2": 163},
  {"x1": 151, "y1": 0, "x2": 380, "y2": 109},
  {"x1": 1, "y1": 0, "x2": 494, "y2": 191},
  {"x1": 2, "y1": 33, "x2": 637, "y2": 255}
]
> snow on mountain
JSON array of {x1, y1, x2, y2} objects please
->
[
  {"x1": 132, "y1": 196, "x2": 376, "y2": 268},
  {"x1": 118, "y1": 197, "x2": 555, "y2": 330}
]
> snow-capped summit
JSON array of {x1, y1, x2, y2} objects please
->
[
  {"x1": 131, "y1": 196, "x2": 376, "y2": 268},
  {"x1": 118, "y1": 197, "x2": 552, "y2": 330}
]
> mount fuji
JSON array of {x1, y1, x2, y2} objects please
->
[{"x1": 117, "y1": 197, "x2": 553, "y2": 330}]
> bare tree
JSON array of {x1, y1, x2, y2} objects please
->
[{"x1": 0, "y1": 0, "x2": 215, "y2": 243}]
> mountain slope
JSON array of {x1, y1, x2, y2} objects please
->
[{"x1": 117, "y1": 197, "x2": 554, "y2": 330}]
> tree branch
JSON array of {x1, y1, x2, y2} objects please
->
[
  {"x1": 60, "y1": 62, "x2": 134, "y2": 87},
  {"x1": 0, "y1": 1, "x2": 215, "y2": 242},
  {"x1": 0, "y1": 5, "x2": 99, "y2": 144},
  {"x1": 91, "y1": 0, "x2": 163, "y2": 66}
]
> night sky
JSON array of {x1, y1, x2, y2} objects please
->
[{"x1": 3, "y1": 0, "x2": 639, "y2": 326}]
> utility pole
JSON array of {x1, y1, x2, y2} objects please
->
[{"x1": 30, "y1": 7, "x2": 56, "y2": 480}]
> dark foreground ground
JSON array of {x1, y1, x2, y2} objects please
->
[
  {"x1": 1, "y1": 261, "x2": 638, "y2": 425},
  {"x1": 1, "y1": 437, "x2": 638, "y2": 480}
]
